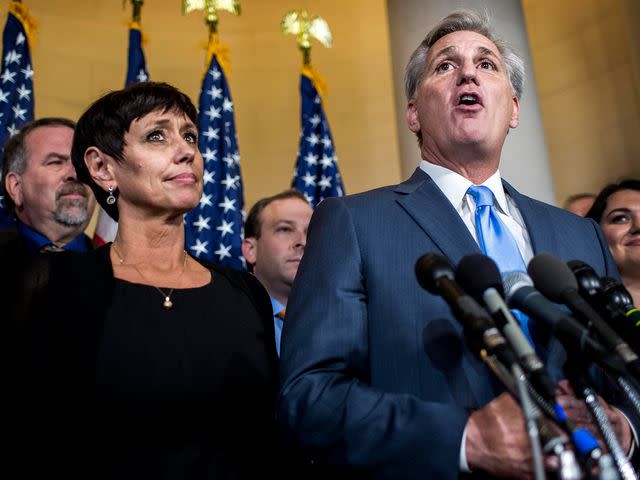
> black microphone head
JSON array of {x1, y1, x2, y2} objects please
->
[
  {"x1": 454, "y1": 254, "x2": 504, "y2": 303},
  {"x1": 527, "y1": 253, "x2": 578, "y2": 302},
  {"x1": 601, "y1": 277, "x2": 634, "y2": 310},
  {"x1": 567, "y1": 259, "x2": 602, "y2": 296},
  {"x1": 415, "y1": 253, "x2": 454, "y2": 295}
]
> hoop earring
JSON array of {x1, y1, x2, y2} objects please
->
[{"x1": 106, "y1": 185, "x2": 116, "y2": 205}]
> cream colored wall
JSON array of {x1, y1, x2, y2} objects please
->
[
  {"x1": 12, "y1": 0, "x2": 401, "y2": 234},
  {"x1": 522, "y1": 0, "x2": 640, "y2": 206}
]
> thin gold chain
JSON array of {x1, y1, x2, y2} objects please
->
[{"x1": 111, "y1": 239, "x2": 188, "y2": 310}]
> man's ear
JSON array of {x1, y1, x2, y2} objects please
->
[
  {"x1": 241, "y1": 237, "x2": 257, "y2": 267},
  {"x1": 4, "y1": 172, "x2": 23, "y2": 208},
  {"x1": 84, "y1": 147, "x2": 116, "y2": 191},
  {"x1": 406, "y1": 101, "x2": 421, "y2": 134},
  {"x1": 509, "y1": 96, "x2": 520, "y2": 129}
]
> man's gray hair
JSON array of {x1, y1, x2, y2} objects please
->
[{"x1": 404, "y1": 9, "x2": 525, "y2": 102}]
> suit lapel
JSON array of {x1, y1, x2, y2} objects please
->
[
  {"x1": 395, "y1": 168, "x2": 481, "y2": 266},
  {"x1": 503, "y1": 181, "x2": 558, "y2": 256}
]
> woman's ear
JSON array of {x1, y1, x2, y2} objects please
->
[{"x1": 84, "y1": 147, "x2": 116, "y2": 192}]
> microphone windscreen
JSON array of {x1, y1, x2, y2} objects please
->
[
  {"x1": 455, "y1": 254, "x2": 504, "y2": 302},
  {"x1": 567, "y1": 259, "x2": 602, "y2": 294},
  {"x1": 527, "y1": 253, "x2": 578, "y2": 302},
  {"x1": 601, "y1": 277, "x2": 634, "y2": 310},
  {"x1": 502, "y1": 271, "x2": 534, "y2": 303},
  {"x1": 415, "y1": 253, "x2": 454, "y2": 295}
]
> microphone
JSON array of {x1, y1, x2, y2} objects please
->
[
  {"x1": 414, "y1": 253, "x2": 516, "y2": 365},
  {"x1": 601, "y1": 277, "x2": 635, "y2": 311},
  {"x1": 528, "y1": 253, "x2": 640, "y2": 378},
  {"x1": 569, "y1": 260, "x2": 640, "y2": 352},
  {"x1": 454, "y1": 254, "x2": 556, "y2": 404},
  {"x1": 502, "y1": 271, "x2": 629, "y2": 378},
  {"x1": 416, "y1": 253, "x2": 581, "y2": 466},
  {"x1": 601, "y1": 277, "x2": 640, "y2": 326}
]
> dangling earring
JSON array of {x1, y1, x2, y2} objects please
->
[{"x1": 106, "y1": 185, "x2": 116, "y2": 205}]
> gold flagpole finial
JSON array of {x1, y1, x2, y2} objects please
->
[
  {"x1": 183, "y1": 0, "x2": 240, "y2": 35},
  {"x1": 281, "y1": 9, "x2": 332, "y2": 65}
]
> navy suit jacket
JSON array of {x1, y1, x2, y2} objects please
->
[{"x1": 277, "y1": 168, "x2": 620, "y2": 479}]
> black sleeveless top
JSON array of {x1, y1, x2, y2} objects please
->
[{"x1": 12, "y1": 245, "x2": 289, "y2": 479}]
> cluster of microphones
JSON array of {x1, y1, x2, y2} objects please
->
[{"x1": 415, "y1": 252, "x2": 640, "y2": 480}]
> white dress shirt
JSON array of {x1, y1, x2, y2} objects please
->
[{"x1": 419, "y1": 160, "x2": 534, "y2": 472}]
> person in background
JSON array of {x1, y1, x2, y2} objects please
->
[
  {"x1": 563, "y1": 192, "x2": 596, "y2": 217},
  {"x1": 277, "y1": 9, "x2": 633, "y2": 479},
  {"x1": 587, "y1": 179, "x2": 640, "y2": 305},
  {"x1": 14, "y1": 82, "x2": 297, "y2": 479},
  {"x1": 0, "y1": 117, "x2": 95, "y2": 261},
  {"x1": 242, "y1": 189, "x2": 313, "y2": 356},
  {"x1": 0, "y1": 117, "x2": 95, "y2": 375}
]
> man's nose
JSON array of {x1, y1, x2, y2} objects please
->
[
  {"x1": 457, "y1": 60, "x2": 478, "y2": 85},
  {"x1": 294, "y1": 231, "x2": 307, "y2": 248},
  {"x1": 63, "y1": 162, "x2": 78, "y2": 181}
]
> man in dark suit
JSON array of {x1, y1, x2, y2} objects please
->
[
  {"x1": 1, "y1": 118, "x2": 96, "y2": 305},
  {"x1": 242, "y1": 189, "x2": 313, "y2": 356},
  {"x1": 277, "y1": 9, "x2": 633, "y2": 479}
]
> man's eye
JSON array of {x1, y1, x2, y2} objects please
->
[
  {"x1": 436, "y1": 62, "x2": 453, "y2": 72},
  {"x1": 479, "y1": 60, "x2": 496, "y2": 70},
  {"x1": 147, "y1": 130, "x2": 164, "y2": 142},
  {"x1": 277, "y1": 227, "x2": 292, "y2": 233}
]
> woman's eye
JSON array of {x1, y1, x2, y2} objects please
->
[
  {"x1": 147, "y1": 130, "x2": 165, "y2": 142},
  {"x1": 610, "y1": 214, "x2": 630, "y2": 224},
  {"x1": 184, "y1": 132, "x2": 198, "y2": 144}
]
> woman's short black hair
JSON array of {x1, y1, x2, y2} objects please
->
[
  {"x1": 585, "y1": 179, "x2": 640, "y2": 224},
  {"x1": 71, "y1": 81, "x2": 198, "y2": 221}
]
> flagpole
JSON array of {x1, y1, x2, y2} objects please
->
[
  {"x1": 282, "y1": 9, "x2": 345, "y2": 208},
  {"x1": 93, "y1": 0, "x2": 150, "y2": 246},
  {"x1": 0, "y1": 0, "x2": 36, "y2": 227},
  {"x1": 182, "y1": 0, "x2": 246, "y2": 269}
]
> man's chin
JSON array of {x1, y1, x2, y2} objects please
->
[{"x1": 54, "y1": 206, "x2": 89, "y2": 227}]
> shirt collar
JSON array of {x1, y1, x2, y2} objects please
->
[
  {"x1": 270, "y1": 297, "x2": 285, "y2": 317},
  {"x1": 419, "y1": 160, "x2": 509, "y2": 214},
  {"x1": 17, "y1": 220, "x2": 91, "y2": 255}
]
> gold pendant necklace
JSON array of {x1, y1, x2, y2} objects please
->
[{"x1": 112, "y1": 240, "x2": 188, "y2": 310}]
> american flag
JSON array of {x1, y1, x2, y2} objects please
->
[
  {"x1": 291, "y1": 73, "x2": 344, "y2": 208},
  {"x1": 0, "y1": 3, "x2": 35, "y2": 228},
  {"x1": 184, "y1": 51, "x2": 245, "y2": 270},
  {"x1": 93, "y1": 22, "x2": 149, "y2": 246}
]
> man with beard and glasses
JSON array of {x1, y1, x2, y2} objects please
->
[{"x1": 0, "y1": 117, "x2": 96, "y2": 306}]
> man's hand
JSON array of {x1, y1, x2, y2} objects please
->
[
  {"x1": 465, "y1": 392, "x2": 544, "y2": 478},
  {"x1": 555, "y1": 379, "x2": 633, "y2": 454}
]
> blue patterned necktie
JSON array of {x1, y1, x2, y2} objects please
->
[{"x1": 467, "y1": 185, "x2": 533, "y2": 344}]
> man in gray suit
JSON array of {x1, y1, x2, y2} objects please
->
[{"x1": 277, "y1": 9, "x2": 633, "y2": 479}]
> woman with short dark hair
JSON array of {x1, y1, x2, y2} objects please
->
[{"x1": 16, "y1": 82, "x2": 287, "y2": 479}]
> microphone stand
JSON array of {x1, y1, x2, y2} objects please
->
[
  {"x1": 482, "y1": 352, "x2": 581, "y2": 480},
  {"x1": 515, "y1": 364, "x2": 547, "y2": 480},
  {"x1": 613, "y1": 375, "x2": 640, "y2": 421},
  {"x1": 565, "y1": 360, "x2": 638, "y2": 480}
]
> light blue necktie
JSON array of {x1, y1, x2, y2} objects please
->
[{"x1": 467, "y1": 185, "x2": 533, "y2": 344}]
